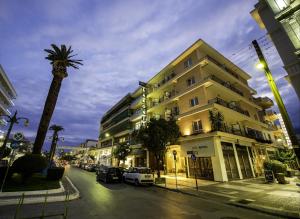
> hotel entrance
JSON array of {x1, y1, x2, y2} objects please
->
[
  {"x1": 188, "y1": 157, "x2": 214, "y2": 180},
  {"x1": 221, "y1": 142, "x2": 239, "y2": 180},
  {"x1": 236, "y1": 145, "x2": 253, "y2": 178}
]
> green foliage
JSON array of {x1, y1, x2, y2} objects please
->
[
  {"x1": 263, "y1": 160, "x2": 287, "y2": 174},
  {"x1": 209, "y1": 110, "x2": 224, "y2": 131},
  {"x1": 11, "y1": 154, "x2": 47, "y2": 182},
  {"x1": 134, "y1": 118, "x2": 180, "y2": 176},
  {"x1": 275, "y1": 149, "x2": 296, "y2": 163},
  {"x1": 45, "y1": 44, "x2": 83, "y2": 69},
  {"x1": 47, "y1": 167, "x2": 65, "y2": 180},
  {"x1": 0, "y1": 147, "x2": 11, "y2": 159},
  {"x1": 113, "y1": 143, "x2": 131, "y2": 166}
]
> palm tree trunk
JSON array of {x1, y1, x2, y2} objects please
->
[{"x1": 33, "y1": 76, "x2": 63, "y2": 154}]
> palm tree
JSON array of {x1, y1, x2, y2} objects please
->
[
  {"x1": 32, "y1": 45, "x2": 82, "y2": 154},
  {"x1": 48, "y1": 124, "x2": 64, "y2": 166}
]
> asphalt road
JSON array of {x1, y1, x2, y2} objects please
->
[{"x1": 0, "y1": 167, "x2": 285, "y2": 219}]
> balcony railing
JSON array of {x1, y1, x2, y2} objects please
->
[
  {"x1": 208, "y1": 97, "x2": 250, "y2": 117},
  {"x1": 205, "y1": 75, "x2": 244, "y2": 96},
  {"x1": 203, "y1": 56, "x2": 247, "y2": 85},
  {"x1": 212, "y1": 123, "x2": 273, "y2": 144}
]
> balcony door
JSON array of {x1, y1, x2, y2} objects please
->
[{"x1": 236, "y1": 145, "x2": 253, "y2": 179}]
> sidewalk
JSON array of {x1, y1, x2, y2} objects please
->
[
  {"x1": 156, "y1": 175, "x2": 300, "y2": 218},
  {"x1": 0, "y1": 176, "x2": 79, "y2": 206}
]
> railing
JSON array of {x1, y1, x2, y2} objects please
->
[
  {"x1": 212, "y1": 123, "x2": 273, "y2": 144},
  {"x1": 204, "y1": 56, "x2": 247, "y2": 85},
  {"x1": 208, "y1": 97, "x2": 250, "y2": 117},
  {"x1": 205, "y1": 75, "x2": 244, "y2": 96}
]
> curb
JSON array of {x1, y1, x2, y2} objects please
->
[
  {"x1": 0, "y1": 177, "x2": 80, "y2": 206},
  {"x1": 154, "y1": 184, "x2": 300, "y2": 219},
  {"x1": 228, "y1": 202, "x2": 300, "y2": 219}
]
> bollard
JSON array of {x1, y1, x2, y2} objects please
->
[
  {"x1": 41, "y1": 191, "x2": 48, "y2": 218},
  {"x1": 14, "y1": 193, "x2": 25, "y2": 219}
]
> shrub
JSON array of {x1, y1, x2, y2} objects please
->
[
  {"x1": 263, "y1": 160, "x2": 287, "y2": 174},
  {"x1": 11, "y1": 154, "x2": 47, "y2": 183},
  {"x1": 47, "y1": 167, "x2": 65, "y2": 180}
]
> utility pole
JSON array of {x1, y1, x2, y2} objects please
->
[{"x1": 252, "y1": 40, "x2": 300, "y2": 161}]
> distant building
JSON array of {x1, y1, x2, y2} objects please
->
[
  {"x1": 0, "y1": 65, "x2": 17, "y2": 135},
  {"x1": 98, "y1": 39, "x2": 289, "y2": 182},
  {"x1": 251, "y1": 0, "x2": 300, "y2": 100}
]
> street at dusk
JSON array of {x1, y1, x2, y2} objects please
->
[
  {"x1": 0, "y1": 167, "x2": 283, "y2": 219},
  {"x1": 0, "y1": 0, "x2": 300, "y2": 218}
]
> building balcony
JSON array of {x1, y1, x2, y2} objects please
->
[
  {"x1": 204, "y1": 75, "x2": 244, "y2": 96},
  {"x1": 199, "y1": 56, "x2": 257, "y2": 94},
  {"x1": 208, "y1": 97, "x2": 250, "y2": 117},
  {"x1": 130, "y1": 109, "x2": 143, "y2": 121}
]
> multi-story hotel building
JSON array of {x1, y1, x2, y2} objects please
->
[
  {"x1": 251, "y1": 0, "x2": 300, "y2": 100},
  {"x1": 0, "y1": 65, "x2": 17, "y2": 135},
  {"x1": 99, "y1": 39, "x2": 288, "y2": 182}
]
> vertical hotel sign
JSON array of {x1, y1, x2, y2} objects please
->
[{"x1": 139, "y1": 81, "x2": 147, "y2": 126}]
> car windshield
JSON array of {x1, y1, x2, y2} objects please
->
[
  {"x1": 137, "y1": 168, "x2": 151, "y2": 174},
  {"x1": 108, "y1": 168, "x2": 120, "y2": 174}
]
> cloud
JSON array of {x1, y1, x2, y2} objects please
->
[{"x1": 1, "y1": 0, "x2": 299, "y2": 149}]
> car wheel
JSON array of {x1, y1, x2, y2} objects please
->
[{"x1": 134, "y1": 179, "x2": 139, "y2": 186}]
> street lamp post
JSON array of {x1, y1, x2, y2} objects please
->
[
  {"x1": 252, "y1": 40, "x2": 300, "y2": 161},
  {"x1": 0, "y1": 111, "x2": 29, "y2": 159},
  {"x1": 172, "y1": 150, "x2": 178, "y2": 190}
]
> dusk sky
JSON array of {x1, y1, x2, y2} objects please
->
[{"x1": 0, "y1": 0, "x2": 299, "y2": 149}]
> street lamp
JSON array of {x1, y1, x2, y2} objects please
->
[
  {"x1": 172, "y1": 150, "x2": 178, "y2": 190},
  {"x1": 0, "y1": 111, "x2": 29, "y2": 159}
]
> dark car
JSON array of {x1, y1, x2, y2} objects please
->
[
  {"x1": 96, "y1": 166, "x2": 122, "y2": 183},
  {"x1": 86, "y1": 164, "x2": 97, "y2": 172}
]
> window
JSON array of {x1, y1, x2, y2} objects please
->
[
  {"x1": 184, "y1": 57, "x2": 193, "y2": 68},
  {"x1": 189, "y1": 97, "x2": 199, "y2": 107},
  {"x1": 192, "y1": 120, "x2": 203, "y2": 133},
  {"x1": 186, "y1": 76, "x2": 196, "y2": 87}
]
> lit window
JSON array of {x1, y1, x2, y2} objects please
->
[
  {"x1": 192, "y1": 120, "x2": 203, "y2": 133},
  {"x1": 184, "y1": 58, "x2": 193, "y2": 68},
  {"x1": 186, "y1": 76, "x2": 196, "y2": 86},
  {"x1": 135, "y1": 122, "x2": 141, "y2": 130},
  {"x1": 189, "y1": 97, "x2": 199, "y2": 107}
]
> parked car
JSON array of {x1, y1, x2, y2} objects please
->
[
  {"x1": 123, "y1": 167, "x2": 153, "y2": 185},
  {"x1": 96, "y1": 166, "x2": 122, "y2": 183},
  {"x1": 86, "y1": 164, "x2": 97, "y2": 172}
]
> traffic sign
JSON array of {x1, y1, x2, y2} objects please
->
[
  {"x1": 13, "y1": 132, "x2": 24, "y2": 141},
  {"x1": 10, "y1": 140, "x2": 20, "y2": 149}
]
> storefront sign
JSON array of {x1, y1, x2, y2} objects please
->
[{"x1": 264, "y1": 170, "x2": 274, "y2": 183}]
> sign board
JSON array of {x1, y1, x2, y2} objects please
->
[
  {"x1": 264, "y1": 170, "x2": 274, "y2": 183},
  {"x1": 10, "y1": 141, "x2": 20, "y2": 149},
  {"x1": 191, "y1": 154, "x2": 196, "y2": 162},
  {"x1": 13, "y1": 132, "x2": 24, "y2": 142}
]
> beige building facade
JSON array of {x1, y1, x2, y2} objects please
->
[{"x1": 100, "y1": 39, "x2": 289, "y2": 182}]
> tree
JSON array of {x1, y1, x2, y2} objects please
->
[
  {"x1": 32, "y1": 45, "x2": 82, "y2": 154},
  {"x1": 209, "y1": 110, "x2": 224, "y2": 131},
  {"x1": 134, "y1": 118, "x2": 180, "y2": 177},
  {"x1": 48, "y1": 124, "x2": 64, "y2": 166},
  {"x1": 113, "y1": 143, "x2": 131, "y2": 167}
]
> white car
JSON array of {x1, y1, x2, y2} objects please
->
[{"x1": 123, "y1": 167, "x2": 154, "y2": 185}]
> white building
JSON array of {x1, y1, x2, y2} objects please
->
[{"x1": 0, "y1": 65, "x2": 17, "y2": 135}]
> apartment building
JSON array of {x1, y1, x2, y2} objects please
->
[
  {"x1": 99, "y1": 39, "x2": 287, "y2": 182},
  {"x1": 251, "y1": 0, "x2": 300, "y2": 100},
  {"x1": 0, "y1": 65, "x2": 17, "y2": 135},
  {"x1": 98, "y1": 94, "x2": 149, "y2": 167}
]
